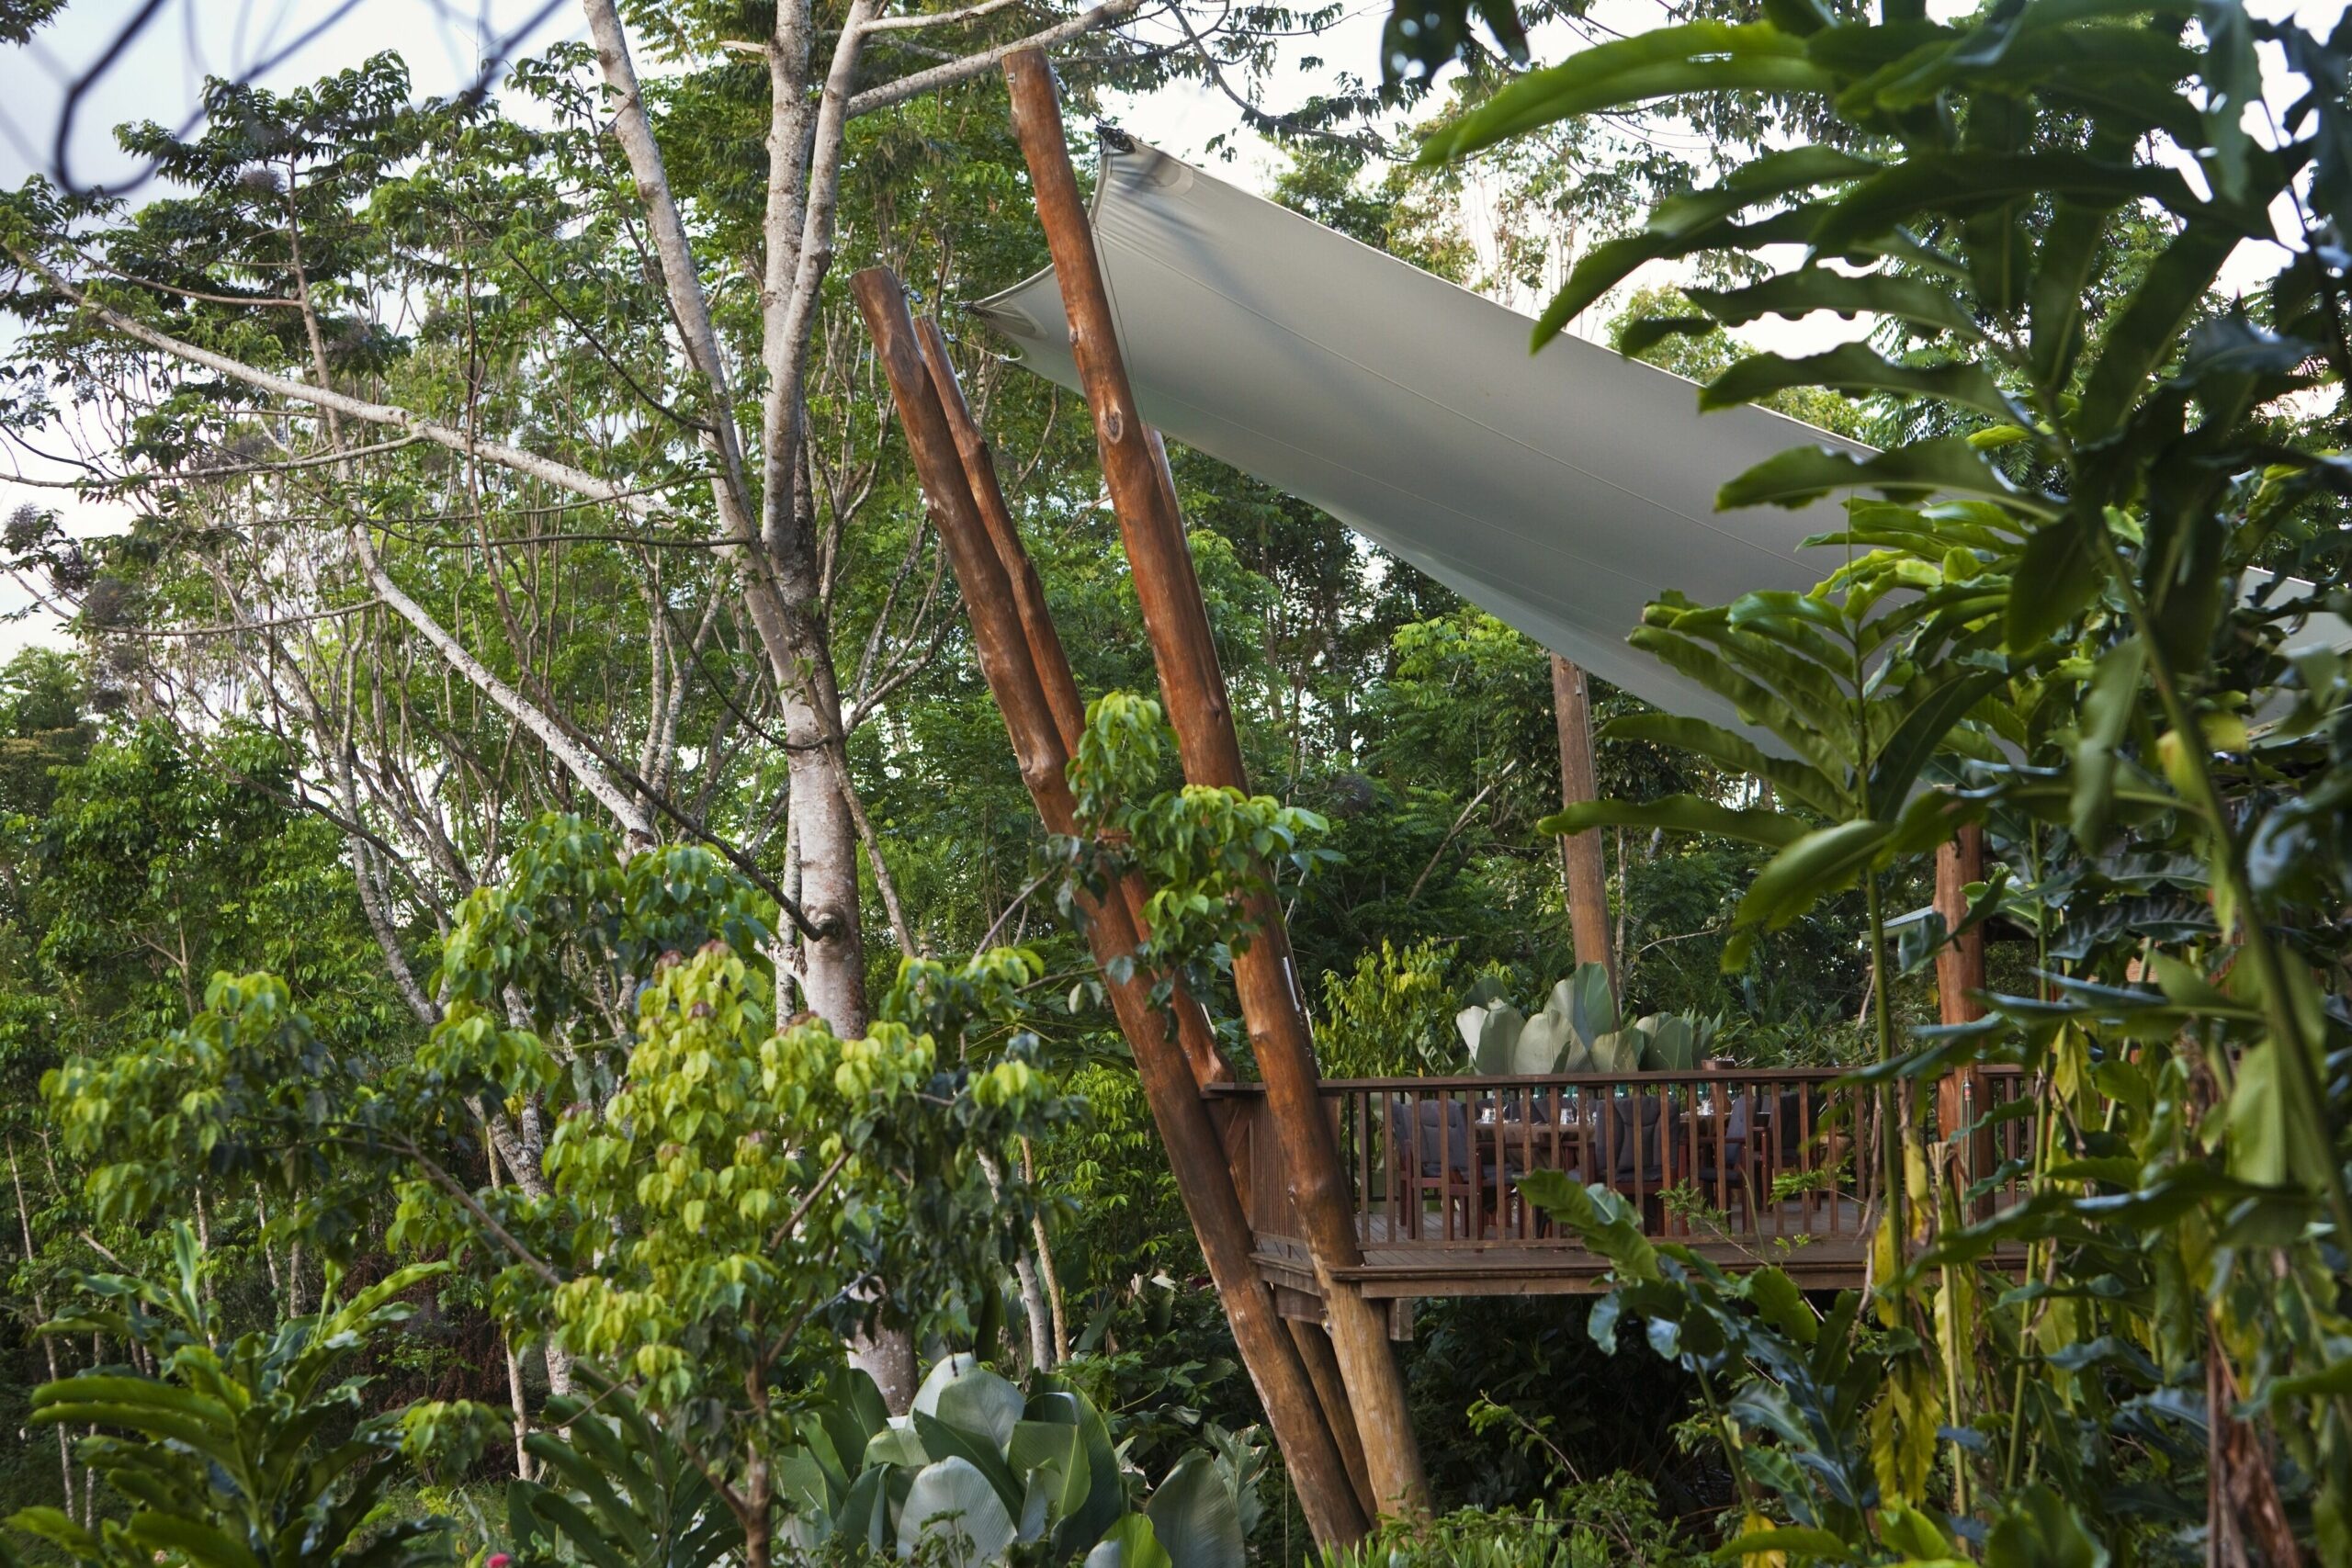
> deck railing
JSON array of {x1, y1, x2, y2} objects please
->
[{"x1": 1207, "y1": 1068, "x2": 2031, "y2": 1265}]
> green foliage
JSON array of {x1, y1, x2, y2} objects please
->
[
  {"x1": 1313, "y1": 940, "x2": 1458, "y2": 1079},
  {"x1": 1454, "y1": 964, "x2": 1718, "y2": 1075},
  {"x1": 505, "y1": 1366, "x2": 743, "y2": 1568},
  {"x1": 435, "y1": 814, "x2": 775, "y2": 1059},
  {"x1": 522, "y1": 942, "x2": 1054, "y2": 1403},
  {"x1": 5, "y1": 1224, "x2": 461, "y2": 1568},
  {"x1": 1430, "y1": 0, "x2": 2352, "y2": 1554},
  {"x1": 1316, "y1": 1473, "x2": 1696, "y2": 1566},
  {"x1": 731, "y1": 1353, "x2": 1246, "y2": 1567},
  {"x1": 1064, "y1": 691, "x2": 1334, "y2": 1003},
  {"x1": 45, "y1": 971, "x2": 373, "y2": 1263}
]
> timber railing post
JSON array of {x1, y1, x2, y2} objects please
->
[
  {"x1": 852, "y1": 267, "x2": 1371, "y2": 1547},
  {"x1": 915, "y1": 315, "x2": 1377, "y2": 1519},
  {"x1": 1001, "y1": 48, "x2": 1430, "y2": 1514}
]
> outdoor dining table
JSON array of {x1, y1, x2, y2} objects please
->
[{"x1": 1464, "y1": 1089, "x2": 1770, "y2": 1238}]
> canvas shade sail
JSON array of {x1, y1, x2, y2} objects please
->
[{"x1": 970, "y1": 135, "x2": 1877, "y2": 739}]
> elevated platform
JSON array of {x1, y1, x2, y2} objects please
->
[{"x1": 1207, "y1": 1069, "x2": 2029, "y2": 1330}]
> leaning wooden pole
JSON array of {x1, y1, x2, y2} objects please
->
[
  {"x1": 914, "y1": 317, "x2": 1234, "y2": 1089},
  {"x1": 853, "y1": 268, "x2": 1370, "y2": 1547},
  {"x1": 915, "y1": 317, "x2": 1379, "y2": 1520},
  {"x1": 1002, "y1": 49, "x2": 1430, "y2": 1515}
]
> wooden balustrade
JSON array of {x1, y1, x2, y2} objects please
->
[{"x1": 1208, "y1": 1067, "x2": 2032, "y2": 1303}]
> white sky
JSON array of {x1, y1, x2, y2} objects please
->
[{"x1": 0, "y1": 0, "x2": 2344, "y2": 657}]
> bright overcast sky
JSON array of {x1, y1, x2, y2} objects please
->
[{"x1": 0, "y1": 0, "x2": 2342, "y2": 656}]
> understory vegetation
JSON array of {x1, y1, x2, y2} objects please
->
[{"x1": 2, "y1": 0, "x2": 2349, "y2": 1562}]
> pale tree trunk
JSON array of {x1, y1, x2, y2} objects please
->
[
  {"x1": 1550, "y1": 655, "x2": 1614, "y2": 995},
  {"x1": 505, "y1": 1333, "x2": 534, "y2": 1479},
  {"x1": 11, "y1": 1140, "x2": 74, "y2": 1517},
  {"x1": 978, "y1": 1149, "x2": 1053, "y2": 1371},
  {"x1": 583, "y1": 0, "x2": 910, "y2": 1396},
  {"x1": 1022, "y1": 1138, "x2": 1069, "y2": 1363}
]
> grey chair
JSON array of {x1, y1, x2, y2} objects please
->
[
  {"x1": 1687, "y1": 1090, "x2": 1757, "y2": 1231},
  {"x1": 1604, "y1": 1095, "x2": 1674, "y2": 1228},
  {"x1": 1386, "y1": 1096, "x2": 1487, "y2": 1239}
]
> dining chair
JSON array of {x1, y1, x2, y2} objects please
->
[
  {"x1": 1606, "y1": 1093, "x2": 1673, "y2": 1229},
  {"x1": 1684, "y1": 1089, "x2": 1757, "y2": 1234},
  {"x1": 1386, "y1": 1095, "x2": 1486, "y2": 1239}
]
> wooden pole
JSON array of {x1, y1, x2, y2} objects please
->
[
  {"x1": 915, "y1": 316, "x2": 1378, "y2": 1520},
  {"x1": 1002, "y1": 50, "x2": 1430, "y2": 1515},
  {"x1": 1549, "y1": 655, "x2": 1614, "y2": 995},
  {"x1": 853, "y1": 268, "x2": 1369, "y2": 1546},
  {"x1": 1933, "y1": 825, "x2": 1992, "y2": 1220},
  {"x1": 915, "y1": 317, "x2": 1234, "y2": 1088}
]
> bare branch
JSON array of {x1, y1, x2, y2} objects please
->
[
  {"x1": 9, "y1": 245, "x2": 655, "y2": 513},
  {"x1": 90, "y1": 599, "x2": 380, "y2": 639},
  {"x1": 845, "y1": 0, "x2": 1145, "y2": 118},
  {"x1": 353, "y1": 523, "x2": 655, "y2": 845},
  {"x1": 862, "y1": 0, "x2": 1031, "y2": 35}
]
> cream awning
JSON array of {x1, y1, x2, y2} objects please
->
[{"x1": 971, "y1": 136, "x2": 1873, "y2": 739}]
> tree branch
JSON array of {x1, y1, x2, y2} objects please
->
[
  {"x1": 845, "y1": 0, "x2": 1146, "y2": 118},
  {"x1": 863, "y1": 0, "x2": 1030, "y2": 33},
  {"x1": 8, "y1": 244, "x2": 651, "y2": 513}
]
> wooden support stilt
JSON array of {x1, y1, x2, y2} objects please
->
[
  {"x1": 1002, "y1": 49, "x2": 1430, "y2": 1516},
  {"x1": 915, "y1": 315, "x2": 1380, "y2": 1524},
  {"x1": 1550, "y1": 655, "x2": 1614, "y2": 994},
  {"x1": 1934, "y1": 825, "x2": 1992, "y2": 1220},
  {"x1": 852, "y1": 267, "x2": 1370, "y2": 1547},
  {"x1": 914, "y1": 318, "x2": 1233, "y2": 1088}
]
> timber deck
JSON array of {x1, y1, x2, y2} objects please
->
[{"x1": 1208, "y1": 1069, "x2": 2030, "y2": 1327}]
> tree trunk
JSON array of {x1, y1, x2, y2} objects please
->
[
  {"x1": 921, "y1": 316, "x2": 1371, "y2": 1522},
  {"x1": 12, "y1": 1141, "x2": 74, "y2": 1517},
  {"x1": 505, "y1": 1332, "x2": 534, "y2": 1480},
  {"x1": 1022, "y1": 1139, "x2": 1071, "y2": 1365},
  {"x1": 1933, "y1": 826, "x2": 1992, "y2": 1220},
  {"x1": 1550, "y1": 655, "x2": 1613, "y2": 995}
]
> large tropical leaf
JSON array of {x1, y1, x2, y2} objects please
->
[
  {"x1": 1140, "y1": 1453, "x2": 1243, "y2": 1568},
  {"x1": 1702, "y1": 345, "x2": 2018, "y2": 423},
  {"x1": 1687, "y1": 268, "x2": 1988, "y2": 342},
  {"x1": 926, "y1": 1362, "x2": 1024, "y2": 1452},
  {"x1": 1718, "y1": 438, "x2": 2057, "y2": 515},
  {"x1": 1541, "y1": 795, "x2": 1807, "y2": 848},
  {"x1": 1426, "y1": 24, "x2": 1832, "y2": 160},
  {"x1": 911, "y1": 1410, "x2": 1025, "y2": 1521},
  {"x1": 898, "y1": 1458, "x2": 1017, "y2": 1565},
  {"x1": 1007, "y1": 1420, "x2": 1089, "y2": 1537},
  {"x1": 1525, "y1": 145, "x2": 1880, "y2": 338},
  {"x1": 1083, "y1": 1517, "x2": 1173, "y2": 1568}
]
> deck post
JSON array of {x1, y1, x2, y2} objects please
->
[
  {"x1": 851, "y1": 267, "x2": 1370, "y2": 1548},
  {"x1": 1550, "y1": 655, "x2": 1615, "y2": 994},
  {"x1": 914, "y1": 315, "x2": 1378, "y2": 1519},
  {"x1": 1002, "y1": 48, "x2": 1430, "y2": 1516},
  {"x1": 1934, "y1": 825, "x2": 1993, "y2": 1219}
]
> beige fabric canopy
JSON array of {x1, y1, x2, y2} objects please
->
[{"x1": 972, "y1": 136, "x2": 1872, "y2": 736}]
